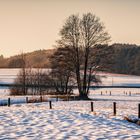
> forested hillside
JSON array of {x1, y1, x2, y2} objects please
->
[
  {"x1": 89, "y1": 43, "x2": 140, "y2": 75},
  {"x1": 0, "y1": 49, "x2": 54, "y2": 68},
  {"x1": 110, "y1": 43, "x2": 140, "y2": 75},
  {"x1": 0, "y1": 44, "x2": 140, "y2": 75}
]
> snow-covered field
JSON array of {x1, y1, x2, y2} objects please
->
[
  {"x1": 0, "y1": 69, "x2": 140, "y2": 139},
  {"x1": 1, "y1": 69, "x2": 140, "y2": 96},
  {"x1": 0, "y1": 101, "x2": 140, "y2": 139}
]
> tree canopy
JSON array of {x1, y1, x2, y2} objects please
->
[{"x1": 58, "y1": 13, "x2": 110, "y2": 99}]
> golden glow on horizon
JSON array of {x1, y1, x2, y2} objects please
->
[{"x1": 0, "y1": 0, "x2": 140, "y2": 57}]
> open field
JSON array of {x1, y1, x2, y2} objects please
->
[
  {"x1": 0, "y1": 69, "x2": 140, "y2": 139},
  {"x1": 0, "y1": 100, "x2": 140, "y2": 140},
  {"x1": 0, "y1": 69, "x2": 140, "y2": 96}
]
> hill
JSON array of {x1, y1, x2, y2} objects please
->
[
  {"x1": 0, "y1": 49, "x2": 55, "y2": 68},
  {"x1": 0, "y1": 43, "x2": 140, "y2": 76}
]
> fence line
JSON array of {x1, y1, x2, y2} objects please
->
[{"x1": 0, "y1": 96, "x2": 140, "y2": 119}]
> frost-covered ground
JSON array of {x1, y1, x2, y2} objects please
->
[
  {"x1": 0, "y1": 69, "x2": 140, "y2": 139},
  {"x1": 1, "y1": 69, "x2": 140, "y2": 95},
  {"x1": 0, "y1": 101, "x2": 140, "y2": 140}
]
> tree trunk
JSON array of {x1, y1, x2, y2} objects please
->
[
  {"x1": 86, "y1": 67, "x2": 92, "y2": 95},
  {"x1": 65, "y1": 76, "x2": 69, "y2": 94},
  {"x1": 83, "y1": 48, "x2": 89, "y2": 95},
  {"x1": 75, "y1": 47, "x2": 82, "y2": 96},
  {"x1": 78, "y1": 92, "x2": 90, "y2": 100}
]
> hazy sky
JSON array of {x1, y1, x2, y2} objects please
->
[{"x1": 0, "y1": 0, "x2": 140, "y2": 57}]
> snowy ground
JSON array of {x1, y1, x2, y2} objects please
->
[
  {"x1": 0, "y1": 69, "x2": 140, "y2": 139},
  {"x1": 0, "y1": 87, "x2": 140, "y2": 139},
  {"x1": 0, "y1": 101, "x2": 140, "y2": 140},
  {"x1": 1, "y1": 69, "x2": 140, "y2": 96}
]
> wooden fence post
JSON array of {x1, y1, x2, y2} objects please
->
[
  {"x1": 26, "y1": 97, "x2": 28, "y2": 103},
  {"x1": 110, "y1": 91, "x2": 111, "y2": 96},
  {"x1": 74, "y1": 95, "x2": 76, "y2": 101},
  {"x1": 40, "y1": 96, "x2": 42, "y2": 102},
  {"x1": 91, "y1": 102, "x2": 94, "y2": 112},
  {"x1": 56, "y1": 96, "x2": 58, "y2": 101},
  {"x1": 101, "y1": 91, "x2": 102, "y2": 95},
  {"x1": 138, "y1": 104, "x2": 140, "y2": 118},
  {"x1": 113, "y1": 102, "x2": 116, "y2": 116},
  {"x1": 49, "y1": 101, "x2": 52, "y2": 109},
  {"x1": 8, "y1": 98, "x2": 10, "y2": 107}
]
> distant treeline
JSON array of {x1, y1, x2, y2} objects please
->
[
  {"x1": 109, "y1": 43, "x2": 140, "y2": 75},
  {"x1": 0, "y1": 49, "x2": 54, "y2": 68},
  {"x1": 0, "y1": 43, "x2": 140, "y2": 75}
]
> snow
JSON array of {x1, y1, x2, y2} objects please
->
[
  {"x1": 86, "y1": 86, "x2": 140, "y2": 107},
  {"x1": 0, "y1": 69, "x2": 140, "y2": 139},
  {"x1": 0, "y1": 101, "x2": 140, "y2": 139},
  {"x1": 100, "y1": 72, "x2": 140, "y2": 86},
  {"x1": 1, "y1": 69, "x2": 140, "y2": 96}
]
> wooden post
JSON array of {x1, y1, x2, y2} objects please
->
[
  {"x1": 138, "y1": 104, "x2": 140, "y2": 118},
  {"x1": 101, "y1": 91, "x2": 102, "y2": 95},
  {"x1": 113, "y1": 102, "x2": 116, "y2": 116},
  {"x1": 56, "y1": 96, "x2": 58, "y2": 101},
  {"x1": 129, "y1": 91, "x2": 131, "y2": 96},
  {"x1": 49, "y1": 101, "x2": 52, "y2": 109},
  {"x1": 26, "y1": 97, "x2": 28, "y2": 103},
  {"x1": 74, "y1": 95, "x2": 76, "y2": 101},
  {"x1": 8, "y1": 98, "x2": 10, "y2": 107},
  {"x1": 110, "y1": 91, "x2": 111, "y2": 96},
  {"x1": 91, "y1": 102, "x2": 94, "y2": 112},
  {"x1": 40, "y1": 96, "x2": 42, "y2": 102}
]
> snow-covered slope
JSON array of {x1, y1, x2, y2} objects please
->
[
  {"x1": 0, "y1": 101, "x2": 140, "y2": 139},
  {"x1": 0, "y1": 69, "x2": 140, "y2": 95},
  {"x1": 0, "y1": 70, "x2": 140, "y2": 139}
]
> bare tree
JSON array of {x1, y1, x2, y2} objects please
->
[
  {"x1": 59, "y1": 13, "x2": 110, "y2": 99},
  {"x1": 10, "y1": 53, "x2": 29, "y2": 95},
  {"x1": 49, "y1": 47, "x2": 75, "y2": 95},
  {"x1": 10, "y1": 62, "x2": 54, "y2": 96}
]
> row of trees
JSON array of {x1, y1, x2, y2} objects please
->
[
  {"x1": 11, "y1": 13, "x2": 110, "y2": 99},
  {"x1": 109, "y1": 43, "x2": 140, "y2": 75},
  {"x1": 3, "y1": 43, "x2": 140, "y2": 74},
  {"x1": 0, "y1": 49, "x2": 53, "y2": 68},
  {"x1": 10, "y1": 53, "x2": 74, "y2": 96}
]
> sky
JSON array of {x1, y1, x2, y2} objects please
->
[{"x1": 0, "y1": 0, "x2": 140, "y2": 57}]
